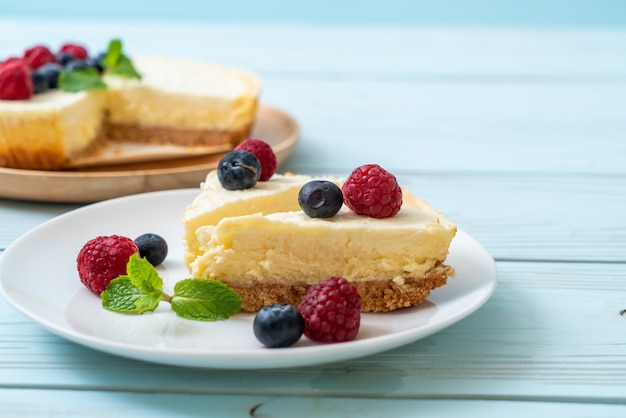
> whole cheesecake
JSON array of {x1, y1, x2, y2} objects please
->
[
  {"x1": 0, "y1": 57, "x2": 261, "y2": 170},
  {"x1": 183, "y1": 171, "x2": 457, "y2": 313}
]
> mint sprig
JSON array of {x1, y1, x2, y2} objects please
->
[
  {"x1": 58, "y1": 38, "x2": 141, "y2": 92},
  {"x1": 172, "y1": 279, "x2": 243, "y2": 321},
  {"x1": 101, "y1": 254, "x2": 242, "y2": 321},
  {"x1": 103, "y1": 39, "x2": 142, "y2": 79},
  {"x1": 58, "y1": 68, "x2": 107, "y2": 92}
]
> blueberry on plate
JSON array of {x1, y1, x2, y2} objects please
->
[
  {"x1": 134, "y1": 233, "x2": 168, "y2": 266},
  {"x1": 253, "y1": 303, "x2": 304, "y2": 348},
  {"x1": 217, "y1": 150, "x2": 261, "y2": 190},
  {"x1": 298, "y1": 180, "x2": 343, "y2": 218}
]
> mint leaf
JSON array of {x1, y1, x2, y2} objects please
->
[
  {"x1": 101, "y1": 254, "x2": 163, "y2": 314},
  {"x1": 104, "y1": 38, "x2": 141, "y2": 79},
  {"x1": 104, "y1": 39, "x2": 122, "y2": 68},
  {"x1": 126, "y1": 254, "x2": 162, "y2": 292},
  {"x1": 171, "y1": 279, "x2": 242, "y2": 321},
  {"x1": 101, "y1": 276, "x2": 162, "y2": 314},
  {"x1": 58, "y1": 68, "x2": 107, "y2": 92}
]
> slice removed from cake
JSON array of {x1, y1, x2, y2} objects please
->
[
  {"x1": 184, "y1": 175, "x2": 457, "y2": 313},
  {"x1": 104, "y1": 57, "x2": 261, "y2": 148}
]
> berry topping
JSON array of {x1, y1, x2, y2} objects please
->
[
  {"x1": 342, "y1": 164, "x2": 403, "y2": 218},
  {"x1": 35, "y1": 62, "x2": 63, "y2": 89},
  {"x1": 253, "y1": 303, "x2": 305, "y2": 348},
  {"x1": 59, "y1": 43, "x2": 89, "y2": 60},
  {"x1": 134, "y1": 233, "x2": 168, "y2": 266},
  {"x1": 1, "y1": 57, "x2": 24, "y2": 67},
  {"x1": 298, "y1": 180, "x2": 343, "y2": 218},
  {"x1": 217, "y1": 150, "x2": 261, "y2": 190},
  {"x1": 76, "y1": 235, "x2": 139, "y2": 294},
  {"x1": 30, "y1": 70, "x2": 49, "y2": 94},
  {"x1": 298, "y1": 276, "x2": 361, "y2": 343},
  {"x1": 0, "y1": 61, "x2": 34, "y2": 100},
  {"x1": 23, "y1": 45, "x2": 58, "y2": 70},
  {"x1": 235, "y1": 138, "x2": 277, "y2": 181},
  {"x1": 56, "y1": 52, "x2": 78, "y2": 67}
]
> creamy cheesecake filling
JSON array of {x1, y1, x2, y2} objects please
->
[
  {"x1": 105, "y1": 57, "x2": 260, "y2": 131},
  {"x1": 182, "y1": 172, "x2": 315, "y2": 266},
  {"x1": 0, "y1": 90, "x2": 105, "y2": 169},
  {"x1": 189, "y1": 201, "x2": 456, "y2": 286}
]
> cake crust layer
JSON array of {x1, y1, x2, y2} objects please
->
[
  {"x1": 106, "y1": 122, "x2": 253, "y2": 147},
  {"x1": 229, "y1": 263, "x2": 454, "y2": 313}
]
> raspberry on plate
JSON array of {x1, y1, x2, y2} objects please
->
[
  {"x1": 298, "y1": 276, "x2": 361, "y2": 343},
  {"x1": 76, "y1": 235, "x2": 139, "y2": 295},
  {"x1": 0, "y1": 61, "x2": 34, "y2": 100},
  {"x1": 342, "y1": 164, "x2": 403, "y2": 218},
  {"x1": 235, "y1": 138, "x2": 277, "y2": 181}
]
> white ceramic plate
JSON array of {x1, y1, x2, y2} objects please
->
[{"x1": 0, "y1": 189, "x2": 497, "y2": 369}]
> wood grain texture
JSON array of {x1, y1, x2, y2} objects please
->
[
  {"x1": 0, "y1": 19, "x2": 625, "y2": 415},
  {"x1": 1, "y1": 390, "x2": 626, "y2": 418}
]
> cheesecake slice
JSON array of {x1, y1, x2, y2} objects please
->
[
  {"x1": 184, "y1": 171, "x2": 457, "y2": 313},
  {"x1": 0, "y1": 89, "x2": 106, "y2": 170}
]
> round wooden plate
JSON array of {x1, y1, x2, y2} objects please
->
[{"x1": 0, "y1": 105, "x2": 299, "y2": 203}]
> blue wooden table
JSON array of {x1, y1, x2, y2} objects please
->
[{"x1": 1, "y1": 3, "x2": 625, "y2": 416}]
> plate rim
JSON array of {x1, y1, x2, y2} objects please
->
[{"x1": 0, "y1": 188, "x2": 497, "y2": 369}]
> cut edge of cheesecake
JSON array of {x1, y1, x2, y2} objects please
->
[{"x1": 184, "y1": 172, "x2": 457, "y2": 313}]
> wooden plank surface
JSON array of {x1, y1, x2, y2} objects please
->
[
  {"x1": 1, "y1": 18, "x2": 625, "y2": 415},
  {"x1": 1, "y1": 390, "x2": 626, "y2": 418}
]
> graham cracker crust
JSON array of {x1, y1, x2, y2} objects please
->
[
  {"x1": 229, "y1": 263, "x2": 455, "y2": 313},
  {"x1": 106, "y1": 122, "x2": 253, "y2": 148}
]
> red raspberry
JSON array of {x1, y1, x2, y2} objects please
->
[
  {"x1": 76, "y1": 235, "x2": 139, "y2": 295},
  {"x1": 235, "y1": 138, "x2": 277, "y2": 181},
  {"x1": 59, "y1": 43, "x2": 89, "y2": 60},
  {"x1": 298, "y1": 276, "x2": 361, "y2": 343},
  {"x1": 23, "y1": 45, "x2": 58, "y2": 69},
  {"x1": 1, "y1": 57, "x2": 25, "y2": 68},
  {"x1": 0, "y1": 61, "x2": 34, "y2": 100},
  {"x1": 342, "y1": 164, "x2": 403, "y2": 218}
]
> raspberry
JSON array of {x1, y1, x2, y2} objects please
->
[
  {"x1": 59, "y1": 43, "x2": 89, "y2": 60},
  {"x1": 1, "y1": 57, "x2": 25, "y2": 68},
  {"x1": 23, "y1": 45, "x2": 58, "y2": 70},
  {"x1": 76, "y1": 235, "x2": 139, "y2": 295},
  {"x1": 235, "y1": 138, "x2": 277, "y2": 181},
  {"x1": 0, "y1": 61, "x2": 34, "y2": 100},
  {"x1": 341, "y1": 164, "x2": 403, "y2": 218},
  {"x1": 298, "y1": 276, "x2": 361, "y2": 343}
]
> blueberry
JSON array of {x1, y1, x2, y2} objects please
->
[
  {"x1": 36, "y1": 63, "x2": 63, "y2": 89},
  {"x1": 83, "y1": 57, "x2": 104, "y2": 73},
  {"x1": 298, "y1": 180, "x2": 343, "y2": 218},
  {"x1": 56, "y1": 52, "x2": 77, "y2": 66},
  {"x1": 217, "y1": 150, "x2": 261, "y2": 190},
  {"x1": 253, "y1": 303, "x2": 304, "y2": 348},
  {"x1": 30, "y1": 70, "x2": 49, "y2": 94},
  {"x1": 134, "y1": 233, "x2": 168, "y2": 266},
  {"x1": 64, "y1": 59, "x2": 90, "y2": 72}
]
